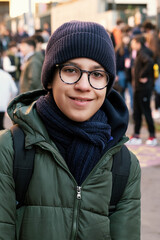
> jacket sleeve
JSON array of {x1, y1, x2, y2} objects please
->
[
  {"x1": 3, "y1": 56, "x2": 17, "y2": 73},
  {"x1": 27, "y1": 60, "x2": 43, "y2": 91},
  {"x1": 0, "y1": 130, "x2": 16, "y2": 240},
  {"x1": 109, "y1": 151, "x2": 141, "y2": 240}
]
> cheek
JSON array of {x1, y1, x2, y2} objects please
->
[
  {"x1": 51, "y1": 80, "x2": 66, "y2": 109},
  {"x1": 52, "y1": 84, "x2": 60, "y2": 103},
  {"x1": 99, "y1": 90, "x2": 106, "y2": 103},
  {"x1": 49, "y1": 71, "x2": 60, "y2": 93},
  {"x1": 94, "y1": 90, "x2": 106, "y2": 111}
]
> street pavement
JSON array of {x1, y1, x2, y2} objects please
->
[{"x1": 4, "y1": 113, "x2": 160, "y2": 240}]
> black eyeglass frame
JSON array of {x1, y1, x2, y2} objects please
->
[{"x1": 56, "y1": 64, "x2": 110, "y2": 90}]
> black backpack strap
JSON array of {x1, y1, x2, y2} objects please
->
[
  {"x1": 109, "y1": 145, "x2": 131, "y2": 215},
  {"x1": 11, "y1": 124, "x2": 35, "y2": 208}
]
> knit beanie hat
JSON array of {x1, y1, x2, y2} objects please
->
[{"x1": 41, "y1": 20, "x2": 116, "y2": 95}]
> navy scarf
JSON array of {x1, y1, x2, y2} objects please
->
[{"x1": 36, "y1": 92, "x2": 112, "y2": 185}]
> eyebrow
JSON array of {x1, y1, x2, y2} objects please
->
[{"x1": 66, "y1": 61, "x2": 105, "y2": 70}]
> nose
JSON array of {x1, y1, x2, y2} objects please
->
[{"x1": 74, "y1": 72, "x2": 91, "y2": 91}]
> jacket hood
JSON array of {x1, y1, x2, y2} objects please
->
[
  {"x1": 7, "y1": 90, "x2": 50, "y2": 147},
  {"x1": 102, "y1": 89, "x2": 129, "y2": 148},
  {"x1": 7, "y1": 89, "x2": 129, "y2": 148}
]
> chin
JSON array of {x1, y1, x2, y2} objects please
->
[{"x1": 67, "y1": 114, "x2": 91, "y2": 122}]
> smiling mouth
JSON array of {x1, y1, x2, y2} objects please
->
[{"x1": 70, "y1": 97, "x2": 92, "y2": 102}]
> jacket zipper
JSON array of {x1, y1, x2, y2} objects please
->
[
  {"x1": 77, "y1": 186, "x2": 81, "y2": 200},
  {"x1": 70, "y1": 142, "x2": 128, "y2": 240},
  {"x1": 39, "y1": 139, "x2": 128, "y2": 239},
  {"x1": 71, "y1": 186, "x2": 82, "y2": 240}
]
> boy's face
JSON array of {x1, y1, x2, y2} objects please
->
[{"x1": 48, "y1": 58, "x2": 107, "y2": 122}]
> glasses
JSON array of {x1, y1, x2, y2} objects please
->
[{"x1": 56, "y1": 64, "x2": 110, "y2": 90}]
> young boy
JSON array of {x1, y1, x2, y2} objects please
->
[{"x1": 0, "y1": 21, "x2": 141, "y2": 240}]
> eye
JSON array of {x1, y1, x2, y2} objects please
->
[
  {"x1": 62, "y1": 66, "x2": 78, "y2": 74},
  {"x1": 91, "y1": 71, "x2": 104, "y2": 78}
]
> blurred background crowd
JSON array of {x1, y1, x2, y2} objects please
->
[{"x1": 0, "y1": 0, "x2": 160, "y2": 134}]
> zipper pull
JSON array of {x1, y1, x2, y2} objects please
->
[{"x1": 77, "y1": 186, "x2": 82, "y2": 200}]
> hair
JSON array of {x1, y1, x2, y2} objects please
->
[
  {"x1": 145, "y1": 31, "x2": 160, "y2": 59},
  {"x1": 115, "y1": 40, "x2": 125, "y2": 56},
  {"x1": 132, "y1": 34, "x2": 146, "y2": 46},
  {"x1": 115, "y1": 33, "x2": 130, "y2": 56},
  {"x1": 121, "y1": 25, "x2": 132, "y2": 34},
  {"x1": 21, "y1": 37, "x2": 36, "y2": 49},
  {"x1": 35, "y1": 29, "x2": 43, "y2": 34},
  {"x1": 116, "y1": 19, "x2": 124, "y2": 26},
  {"x1": 8, "y1": 41, "x2": 17, "y2": 49},
  {"x1": 32, "y1": 34, "x2": 44, "y2": 44},
  {"x1": 142, "y1": 20, "x2": 155, "y2": 32}
]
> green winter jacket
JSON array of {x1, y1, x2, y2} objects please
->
[{"x1": 0, "y1": 90, "x2": 141, "y2": 240}]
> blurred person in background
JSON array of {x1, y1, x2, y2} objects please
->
[
  {"x1": 114, "y1": 34, "x2": 128, "y2": 96},
  {"x1": 33, "y1": 29, "x2": 48, "y2": 52},
  {"x1": 13, "y1": 25, "x2": 29, "y2": 44},
  {"x1": 142, "y1": 20, "x2": 156, "y2": 34},
  {"x1": 2, "y1": 41, "x2": 21, "y2": 93},
  {"x1": 0, "y1": 67, "x2": 18, "y2": 129},
  {"x1": 0, "y1": 27, "x2": 12, "y2": 51},
  {"x1": 41, "y1": 22, "x2": 51, "y2": 43},
  {"x1": 114, "y1": 33, "x2": 133, "y2": 110},
  {"x1": 127, "y1": 34, "x2": 157, "y2": 146},
  {"x1": 43, "y1": 22, "x2": 51, "y2": 36},
  {"x1": 19, "y1": 37, "x2": 43, "y2": 93},
  {"x1": 0, "y1": 38, "x2": 3, "y2": 55},
  {"x1": 111, "y1": 19, "x2": 125, "y2": 48},
  {"x1": 31, "y1": 34, "x2": 45, "y2": 57},
  {"x1": 0, "y1": 46, "x2": 3, "y2": 69},
  {"x1": 145, "y1": 30, "x2": 160, "y2": 119}
]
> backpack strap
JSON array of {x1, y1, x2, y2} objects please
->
[
  {"x1": 11, "y1": 124, "x2": 35, "y2": 209},
  {"x1": 109, "y1": 145, "x2": 131, "y2": 216}
]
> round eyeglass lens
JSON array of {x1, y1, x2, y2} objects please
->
[{"x1": 60, "y1": 65, "x2": 81, "y2": 84}]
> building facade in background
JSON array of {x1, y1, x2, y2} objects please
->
[
  {"x1": 0, "y1": 0, "x2": 159, "y2": 35},
  {"x1": 49, "y1": 0, "x2": 157, "y2": 32}
]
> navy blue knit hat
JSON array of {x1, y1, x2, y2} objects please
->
[{"x1": 41, "y1": 20, "x2": 116, "y2": 95}]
